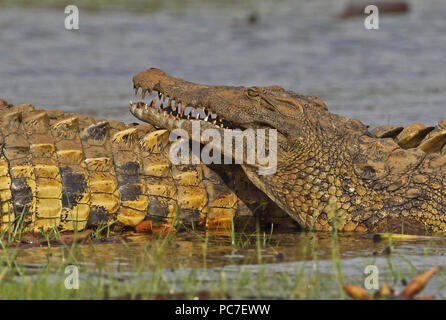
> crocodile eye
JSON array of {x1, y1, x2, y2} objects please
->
[{"x1": 247, "y1": 88, "x2": 259, "y2": 97}]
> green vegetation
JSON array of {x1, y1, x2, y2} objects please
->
[{"x1": 0, "y1": 216, "x2": 445, "y2": 299}]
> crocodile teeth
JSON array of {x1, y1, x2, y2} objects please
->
[
  {"x1": 132, "y1": 97, "x2": 240, "y2": 130},
  {"x1": 162, "y1": 98, "x2": 169, "y2": 109},
  {"x1": 191, "y1": 107, "x2": 206, "y2": 120},
  {"x1": 180, "y1": 105, "x2": 185, "y2": 116}
]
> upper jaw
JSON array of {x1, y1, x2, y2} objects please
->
[
  {"x1": 132, "y1": 68, "x2": 248, "y2": 130},
  {"x1": 131, "y1": 68, "x2": 290, "y2": 137},
  {"x1": 129, "y1": 87, "x2": 245, "y2": 131}
]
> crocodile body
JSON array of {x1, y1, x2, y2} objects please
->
[
  {"x1": 0, "y1": 99, "x2": 291, "y2": 233},
  {"x1": 131, "y1": 68, "x2": 446, "y2": 234}
]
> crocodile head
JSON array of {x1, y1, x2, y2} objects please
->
[
  {"x1": 130, "y1": 68, "x2": 336, "y2": 160},
  {"x1": 129, "y1": 68, "x2": 357, "y2": 226},
  {"x1": 130, "y1": 68, "x2": 446, "y2": 233}
]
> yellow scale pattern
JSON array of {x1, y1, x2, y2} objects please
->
[{"x1": 0, "y1": 103, "x2": 258, "y2": 232}]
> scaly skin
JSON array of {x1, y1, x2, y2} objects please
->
[
  {"x1": 0, "y1": 99, "x2": 293, "y2": 233},
  {"x1": 131, "y1": 68, "x2": 446, "y2": 234}
]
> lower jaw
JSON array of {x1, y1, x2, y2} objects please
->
[{"x1": 130, "y1": 100, "x2": 239, "y2": 133}]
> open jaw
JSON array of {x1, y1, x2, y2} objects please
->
[
  {"x1": 129, "y1": 68, "x2": 282, "y2": 173},
  {"x1": 129, "y1": 68, "x2": 245, "y2": 133},
  {"x1": 129, "y1": 93, "x2": 241, "y2": 134}
]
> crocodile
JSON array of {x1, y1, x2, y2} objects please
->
[
  {"x1": 131, "y1": 68, "x2": 446, "y2": 234},
  {"x1": 0, "y1": 98, "x2": 293, "y2": 234}
]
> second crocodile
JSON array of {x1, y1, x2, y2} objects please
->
[
  {"x1": 0, "y1": 99, "x2": 290, "y2": 234},
  {"x1": 131, "y1": 68, "x2": 446, "y2": 234}
]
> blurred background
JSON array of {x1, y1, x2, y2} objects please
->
[{"x1": 0, "y1": 0, "x2": 445, "y2": 127}]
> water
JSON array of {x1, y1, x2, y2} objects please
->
[
  {"x1": 9, "y1": 231, "x2": 446, "y2": 298},
  {"x1": 1, "y1": 0, "x2": 445, "y2": 128},
  {"x1": 1, "y1": 0, "x2": 446, "y2": 298}
]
